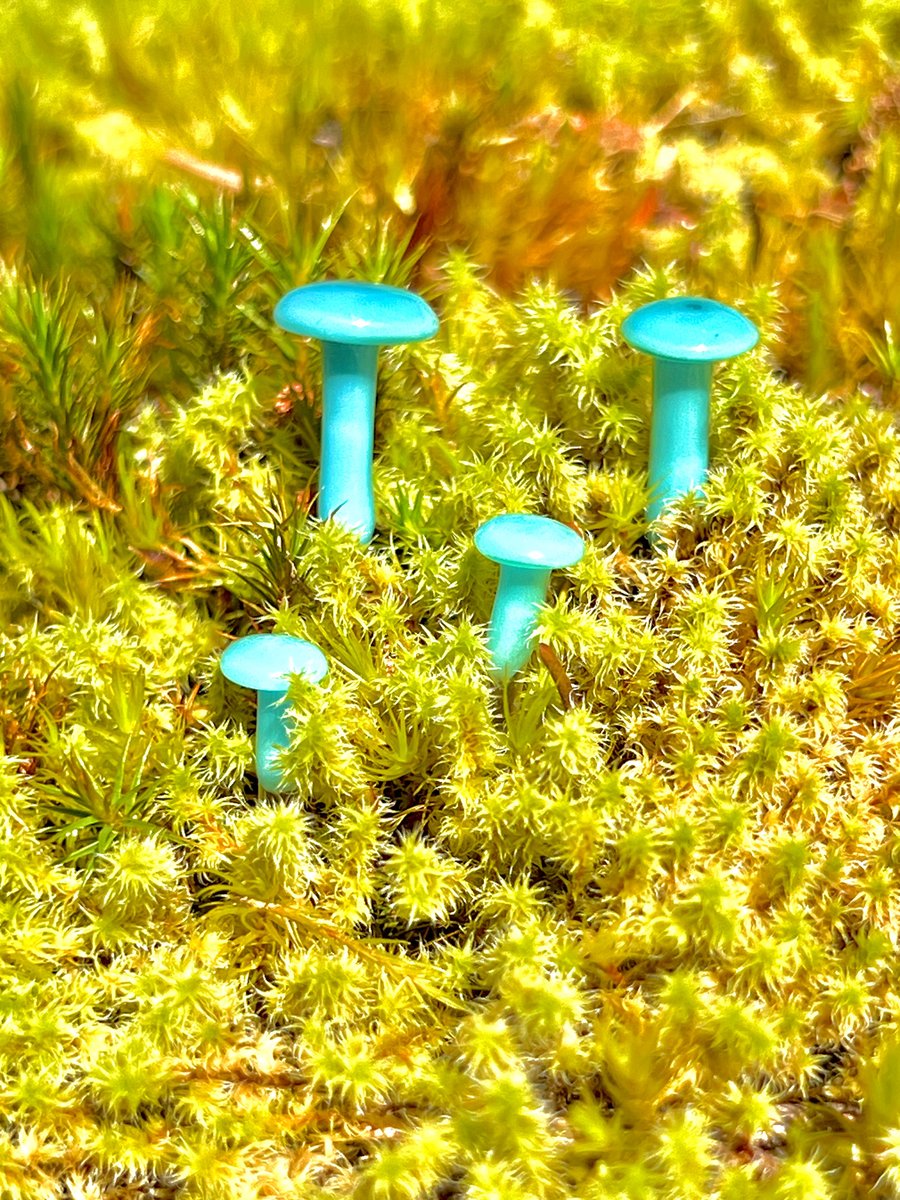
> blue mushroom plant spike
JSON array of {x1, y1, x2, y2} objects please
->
[
  {"x1": 221, "y1": 634, "x2": 328, "y2": 792},
  {"x1": 621, "y1": 297, "x2": 758, "y2": 524},
  {"x1": 275, "y1": 280, "x2": 439, "y2": 544},
  {"x1": 475, "y1": 513, "x2": 585, "y2": 681}
]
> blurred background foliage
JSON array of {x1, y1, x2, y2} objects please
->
[{"x1": 1, "y1": 0, "x2": 899, "y2": 396}]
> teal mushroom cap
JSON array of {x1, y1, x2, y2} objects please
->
[
  {"x1": 621, "y1": 297, "x2": 759, "y2": 363},
  {"x1": 474, "y1": 513, "x2": 585, "y2": 570},
  {"x1": 221, "y1": 634, "x2": 328, "y2": 692},
  {"x1": 274, "y1": 280, "x2": 439, "y2": 346}
]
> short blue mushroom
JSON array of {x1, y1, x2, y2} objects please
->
[
  {"x1": 475, "y1": 513, "x2": 585, "y2": 682},
  {"x1": 621, "y1": 297, "x2": 758, "y2": 524},
  {"x1": 274, "y1": 280, "x2": 439, "y2": 544},
  {"x1": 221, "y1": 634, "x2": 328, "y2": 793}
]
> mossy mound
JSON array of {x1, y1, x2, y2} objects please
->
[{"x1": 2, "y1": 260, "x2": 900, "y2": 1198}]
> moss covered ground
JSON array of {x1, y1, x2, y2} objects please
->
[{"x1": 2, "y1": 2, "x2": 900, "y2": 1197}]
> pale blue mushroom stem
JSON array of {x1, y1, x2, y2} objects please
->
[
  {"x1": 256, "y1": 689, "x2": 294, "y2": 793},
  {"x1": 488, "y1": 564, "x2": 552, "y2": 682},
  {"x1": 648, "y1": 357, "x2": 714, "y2": 523},
  {"x1": 320, "y1": 341, "x2": 379, "y2": 544}
]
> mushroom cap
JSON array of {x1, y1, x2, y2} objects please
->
[
  {"x1": 274, "y1": 280, "x2": 439, "y2": 346},
  {"x1": 475, "y1": 514, "x2": 585, "y2": 571},
  {"x1": 221, "y1": 634, "x2": 328, "y2": 692},
  {"x1": 621, "y1": 297, "x2": 758, "y2": 362}
]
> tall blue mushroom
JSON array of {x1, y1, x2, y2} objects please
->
[
  {"x1": 621, "y1": 297, "x2": 758, "y2": 524},
  {"x1": 275, "y1": 280, "x2": 439, "y2": 544},
  {"x1": 221, "y1": 633, "x2": 328, "y2": 793},
  {"x1": 475, "y1": 513, "x2": 585, "y2": 682}
]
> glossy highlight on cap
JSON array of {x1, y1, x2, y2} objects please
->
[
  {"x1": 621, "y1": 297, "x2": 759, "y2": 363},
  {"x1": 475, "y1": 513, "x2": 584, "y2": 571},
  {"x1": 221, "y1": 634, "x2": 329, "y2": 692},
  {"x1": 274, "y1": 280, "x2": 439, "y2": 346}
]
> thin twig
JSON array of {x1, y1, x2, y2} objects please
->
[{"x1": 163, "y1": 149, "x2": 243, "y2": 193}]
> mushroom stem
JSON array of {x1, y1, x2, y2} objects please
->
[
  {"x1": 256, "y1": 688, "x2": 294, "y2": 793},
  {"x1": 487, "y1": 565, "x2": 552, "y2": 681},
  {"x1": 320, "y1": 341, "x2": 380, "y2": 544},
  {"x1": 647, "y1": 357, "x2": 714, "y2": 523}
]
